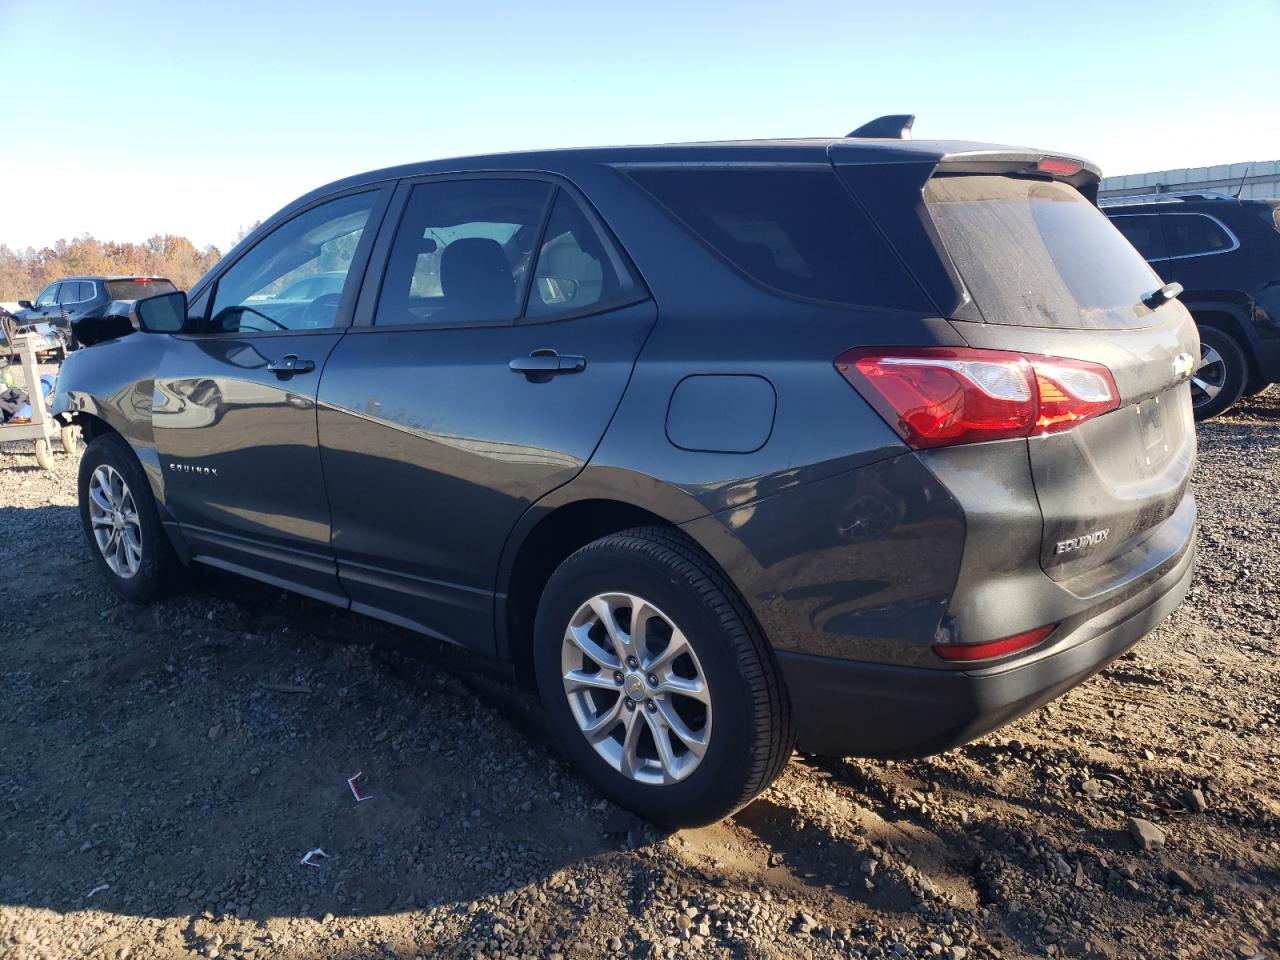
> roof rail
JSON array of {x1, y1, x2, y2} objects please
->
[
  {"x1": 1099, "y1": 190, "x2": 1236, "y2": 207},
  {"x1": 846, "y1": 114, "x2": 915, "y2": 140}
]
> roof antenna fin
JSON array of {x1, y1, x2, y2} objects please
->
[{"x1": 846, "y1": 115, "x2": 915, "y2": 140}]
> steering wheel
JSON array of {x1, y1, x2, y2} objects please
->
[{"x1": 300, "y1": 293, "x2": 342, "y2": 329}]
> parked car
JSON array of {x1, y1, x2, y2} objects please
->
[
  {"x1": 52, "y1": 119, "x2": 1199, "y2": 826},
  {"x1": 12, "y1": 276, "x2": 179, "y2": 349},
  {"x1": 1102, "y1": 191, "x2": 1280, "y2": 418}
]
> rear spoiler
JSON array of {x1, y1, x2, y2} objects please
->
[{"x1": 829, "y1": 141, "x2": 1101, "y2": 195}]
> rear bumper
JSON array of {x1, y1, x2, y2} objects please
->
[{"x1": 778, "y1": 532, "x2": 1195, "y2": 758}]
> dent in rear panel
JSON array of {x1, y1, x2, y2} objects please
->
[{"x1": 681, "y1": 453, "x2": 964, "y2": 668}]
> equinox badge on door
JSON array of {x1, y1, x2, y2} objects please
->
[{"x1": 167, "y1": 462, "x2": 218, "y2": 478}]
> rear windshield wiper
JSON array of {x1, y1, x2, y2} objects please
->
[{"x1": 1142, "y1": 282, "x2": 1183, "y2": 309}]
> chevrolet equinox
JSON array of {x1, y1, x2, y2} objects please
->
[{"x1": 53, "y1": 117, "x2": 1199, "y2": 827}]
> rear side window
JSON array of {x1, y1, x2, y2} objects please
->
[
  {"x1": 107, "y1": 278, "x2": 178, "y2": 300},
  {"x1": 1110, "y1": 214, "x2": 1167, "y2": 260},
  {"x1": 1162, "y1": 213, "x2": 1235, "y2": 258},
  {"x1": 925, "y1": 176, "x2": 1160, "y2": 328},
  {"x1": 627, "y1": 166, "x2": 930, "y2": 310},
  {"x1": 57, "y1": 282, "x2": 83, "y2": 304},
  {"x1": 526, "y1": 191, "x2": 638, "y2": 321}
]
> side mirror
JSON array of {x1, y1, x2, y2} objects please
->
[
  {"x1": 17, "y1": 300, "x2": 32, "y2": 310},
  {"x1": 134, "y1": 291, "x2": 188, "y2": 334}
]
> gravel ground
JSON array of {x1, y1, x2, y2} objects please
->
[{"x1": 0, "y1": 387, "x2": 1277, "y2": 960}]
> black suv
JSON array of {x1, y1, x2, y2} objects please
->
[
  {"x1": 53, "y1": 122, "x2": 1198, "y2": 826},
  {"x1": 1103, "y1": 191, "x2": 1280, "y2": 418},
  {"x1": 13, "y1": 275, "x2": 179, "y2": 350}
]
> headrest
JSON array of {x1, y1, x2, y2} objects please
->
[{"x1": 440, "y1": 238, "x2": 512, "y2": 297}]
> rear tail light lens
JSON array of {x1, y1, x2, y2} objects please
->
[
  {"x1": 1037, "y1": 156, "x2": 1083, "y2": 176},
  {"x1": 1032, "y1": 360, "x2": 1116, "y2": 431},
  {"x1": 933, "y1": 624, "x2": 1057, "y2": 662},
  {"x1": 836, "y1": 346, "x2": 1119, "y2": 449}
]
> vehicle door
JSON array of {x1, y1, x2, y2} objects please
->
[
  {"x1": 30, "y1": 282, "x2": 61, "y2": 322},
  {"x1": 153, "y1": 187, "x2": 391, "y2": 603},
  {"x1": 56, "y1": 280, "x2": 89, "y2": 329},
  {"x1": 317, "y1": 176, "x2": 656, "y2": 650}
]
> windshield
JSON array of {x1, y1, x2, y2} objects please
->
[
  {"x1": 925, "y1": 176, "x2": 1161, "y2": 328},
  {"x1": 107, "y1": 278, "x2": 178, "y2": 301}
]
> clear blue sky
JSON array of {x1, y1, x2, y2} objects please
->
[{"x1": 2, "y1": 0, "x2": 1278, "y2": 251}]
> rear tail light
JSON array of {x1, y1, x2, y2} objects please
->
[
  {"x1": 836, "y1": 346, "x2": 1118, "y2": 449},
  {"x1": 933, "y1": 624, "x2": 1057, "y2": 662}
]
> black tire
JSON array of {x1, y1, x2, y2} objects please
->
[
  {"x1": 533, "y1": 526, "x2": 794, "y2": 827},
  {"x1": 78, "y1": 433, "x2": 181, "y2": 603},
  {"x1": 1191, "y1": 326, "x2": 1248, "y2": 421}
]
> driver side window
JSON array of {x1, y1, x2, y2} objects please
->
[
  {"x1": 35, "y1": 284, "x2": 60, "y2": 307},
  {"x1": 206, "y1": 191, "x2": 377, "y2": 334}
]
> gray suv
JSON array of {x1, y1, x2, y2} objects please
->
[{"x1": 53, "y1": 119, "x2": 1198, "y2": 826}]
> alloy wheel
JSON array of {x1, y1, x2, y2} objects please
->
[
  {"x1": 1191, "y1": 344, "x2": 1227, "y2": 407},
  {"x1": 87, "y1": 464, "x2": 143, "y2": 579},
  {"x1": 560, "y1": 592, "x2": 712, "y2": 785}
]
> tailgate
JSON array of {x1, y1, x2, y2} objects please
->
[{"x1": 919, "y1": 172, "x2": 1198, "y2": 584}]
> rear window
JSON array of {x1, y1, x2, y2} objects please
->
[
  {"x1": 925, "y1": 176, "x2": 1160, "y2": 328},
  {"x1": 1162, "y1": 213, "x2": 1235, "y2": 258},
  {"x1": 107, "y1": 278, "x2": 177, "y2": 300},
  {"x1": 628, "y1": 166, "x2": 930, "y2": 310}
]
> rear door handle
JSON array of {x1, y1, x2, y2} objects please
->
[
  {"x1": 509, "y1": 349, "x2": 586, "y2": 379},
  {"x1": 267, "y1": 354, "x2": 316, "y2": 376}
]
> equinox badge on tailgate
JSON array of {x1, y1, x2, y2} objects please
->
[{"x1": 1055, "y1": 528, "x2": 1111, "y2": 554}]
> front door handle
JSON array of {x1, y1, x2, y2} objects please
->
[
  {"x1": 509, "y1": 349, "x2": 586, "y2": 380},
  {"x1": 267, "y1": 354, "x2": 316, "y2": 376}
]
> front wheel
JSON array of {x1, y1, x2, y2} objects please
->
[
  {"x1": 1191, "y1": 326, "x2": 1248, "y2": 420},
  {"x1": 78, "y1": 433, "x2": 181, "y2": 602},
  {"x1": 533, "y1": 526, "x2": 793, "y2": 827}
]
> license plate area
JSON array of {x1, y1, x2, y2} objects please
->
[{"x1": 1136, "y1": 394, "x2": 1170, "y2": 472}]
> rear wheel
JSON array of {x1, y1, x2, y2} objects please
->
[
  {"x1": 78, "y1": 433, "x2": 181, "y2": 602},
  {"x1": 533, "y1": 526, "x2": 793, "y2": 827},
  {"x1": 1191, "y1": 326, "x2": 1248, "y2": 420}
]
